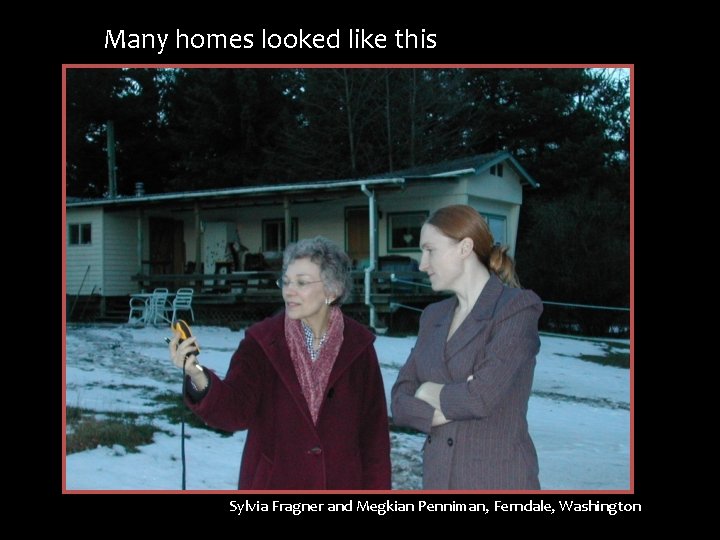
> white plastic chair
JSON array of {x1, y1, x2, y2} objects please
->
[
  {"x1": 128, "y1": 296, "x2": 148, "y2": 324},
  {"x1": 148, "y1": 288, "x2": 171, "y2": 324},
  {"x1": 171, "y1": 288, "x2": 195, "y2": 323}
]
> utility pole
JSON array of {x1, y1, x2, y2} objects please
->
[{"x1": 107, "y1": 120, "x2": 117, "y2": 197}]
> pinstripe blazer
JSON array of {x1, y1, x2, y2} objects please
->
[{"x1": 391, "y1": 275, "x2": 543, "y2": 490}]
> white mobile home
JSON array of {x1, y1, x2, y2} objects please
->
[{"x1": 66, "y1": 152, "x2": 538, "y2": 328}]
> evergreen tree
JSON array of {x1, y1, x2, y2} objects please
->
[
  {"x1": 66, "y1": 68, "x2": 170, "y2": 197},
  {"x1": 164, "y1": 69, "x2": 294, "y2": 189},
  {"x1": 66, "y1": 67, "x2": 630, "y2": 331}
]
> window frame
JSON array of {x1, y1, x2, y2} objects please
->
[
  {"x1": 489, "y1": 163, "x2": 504, "y2": 177},
  {"x1": 481, "y1": 213, "x2": 507, "y2": 246},
  {"x1": 387, "y1": 211, "x2": 428, "y2": 253},
  {"x1": 261, "y1": 218, "x2": 298, "y2": 251},
  {"x1": 68, "y1": 223, "x2": 92, "y2": 246}
]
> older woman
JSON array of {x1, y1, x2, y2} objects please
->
[{"x1": 169, "y1": 236, "x2": 391, "y2": 489}]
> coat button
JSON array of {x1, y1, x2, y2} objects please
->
[
  {"x1": 308, "y1": 446, "x2": 322, "y2": 455},
  {"x1": 427, "y1": 435, "x2": 432, "y2": 444},
  {"x1": 447, "y1": 438, "x2": 454, "y2": 447}
]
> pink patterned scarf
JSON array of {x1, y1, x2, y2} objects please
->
[{"x1": 285, "y1": 307, "x2": 344, "y2": 425}]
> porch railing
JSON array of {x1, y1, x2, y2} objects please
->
[{"x1": 131, "y1": 270, "x2": 445, "y2": 308}]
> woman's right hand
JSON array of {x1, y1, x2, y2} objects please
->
[
  {"x1": 168, "y1": 332, "x2": 200, "y2": 370},
  {"x1": 169, "y1": 332, "x2": 208, "y2": 391}
]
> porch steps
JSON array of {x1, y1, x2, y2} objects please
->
[
  {"x1": 66, "y1": 296, "x2": 131, "y2": 323},
  {"x1": 94, "y1": 296, "x2": 130, "y2": 323}
]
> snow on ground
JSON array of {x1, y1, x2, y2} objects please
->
[{"x1": 65, "y1": 324, "x2": 630, "y2": 491}]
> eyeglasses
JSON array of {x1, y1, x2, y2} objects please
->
[{"x1": 276, "y1": 278, "x2": 324, "y2": 290}]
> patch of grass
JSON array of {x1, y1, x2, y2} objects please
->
[
  {"x1": 66, "y1": 415, "x2": 158, "y2": 454},
  {"x1": 552, "y1": 338, "x2": 630, "y2": 368},
  {"x1": 578, "y1": 350, "x2": 630, "y2": 369},
  {"x1": 66, "y1": 405, "x2": 92, "y2": 424},
  {"x1": 533, "y1": 390, "x2": 629, "y2": 410},
  {"x1": 105, "y1": 410, "x2": 142, "y2": 421},
  {"x1": 102, "y1": 383, "x2": 154, "y2": 391},
  {"x1": 153, "y1": 392, "x2": 234, "y2": 437}
]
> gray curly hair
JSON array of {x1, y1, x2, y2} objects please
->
[{"x1": 282, "y1": 236, "x2": 352, "y2": 305}]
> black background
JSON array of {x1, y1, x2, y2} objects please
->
[{"x1": 45, "y1": 18, "x2": 645, "y2": 525}]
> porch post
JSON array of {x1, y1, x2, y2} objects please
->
[
  {"x1": 194, "y1": 203, "x2": 202, "y2": 288},
  {"x1": 283, "y1": 196, "x2": 291, "y2": 249},
  {"x1": 361, "y1": 184, "x2": 380, "y2": 331},
  {"x1": 136, "y1": 208, "x2": 143, "y2": 280}
]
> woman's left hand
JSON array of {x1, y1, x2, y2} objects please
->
[
  {"x1": 431, "y1": 409, "x2": 451, "y2": 427},
  {"x1": 415, "y1": 381, "x2": 444, "y2": 410}
]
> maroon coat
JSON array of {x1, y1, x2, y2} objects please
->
[{"x1": 187, "y1": 312, "x2": 391, "y2": 490}]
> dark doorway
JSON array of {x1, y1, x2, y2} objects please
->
[
  {"x1": 346, "y1": 208, "x2": 369, "y2": 268},
  {"x1": 149, "y1": 218, "x2": 185, "y2": 275}
]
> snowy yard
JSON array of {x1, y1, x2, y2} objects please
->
[{"x1": 65, "y1": 323, "x2": 630, "y2": 491}]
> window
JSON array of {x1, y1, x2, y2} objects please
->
[
  {"x1": 482, "y1": 214, "x2": 506, "y2": 246},
  {"x1": 262, "y1": 218, "x2": 298, "y2": 251},
  {"x1": 388, "y1": 212, "x2": 427, "y2": 252},
  {"x1": 69, "y1": 223, "x2": 92, "y2": 245},
  {"x1": 490, "y1": 163, "x2": 504, "y2": 177}
]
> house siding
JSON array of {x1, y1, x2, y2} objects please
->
[
  {"x1": 466, "y1": 170, "x2": 523, "y2": 204},
  {"x1": 66, "y1": 208, "x2": 104, "y2": 296},
  {"x1": 464, "y1": 170, "x2": 525, "y2": 257},
  {"x1": 379, "y1": 182, "x2": 469, "y2": 262},
  {"x1": 103, "y1": 212, "x2": 139, "y2": 296},
  {"x1": 295, "y1": 201, "x2": 353, "y2": 246},
  {"x1": 65, "y1": 160, "x2": 532, "y2": 298}
]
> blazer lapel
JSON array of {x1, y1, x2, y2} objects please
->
[
  {"x1": 444, "y1": 275, "x2": 505, "y2": 376},
  {"x1": 417, "y1": 299, "x2": 454, "y2": 382}
]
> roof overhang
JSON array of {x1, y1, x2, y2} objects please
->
[
  {"x1": 66, "y1": 177, "x2": 413, "y2": 209},
  {"x1": 479, "y1": 153, "x2": 540, "y2": 188}
]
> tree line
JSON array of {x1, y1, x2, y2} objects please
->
[{"x1": 66, "y1": 67, "x2": 630, "y2": 335}]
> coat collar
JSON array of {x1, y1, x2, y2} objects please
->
[
  {"x1": 249, "y1": 311, "x2": 375, "y2": 428},
  {"x1": 444, "y1": 274, "x2": 505, "y2": 359},
  {"x1": 469, "y1": 273, "x2": 505, "y2": 321}
]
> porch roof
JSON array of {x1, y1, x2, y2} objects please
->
[
  {"x1": 66, "y1": 177, "x2": 416, "y2": 208},
  {"x1": 67, "y1": 152, "x2": 538, "y2": 210}
]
